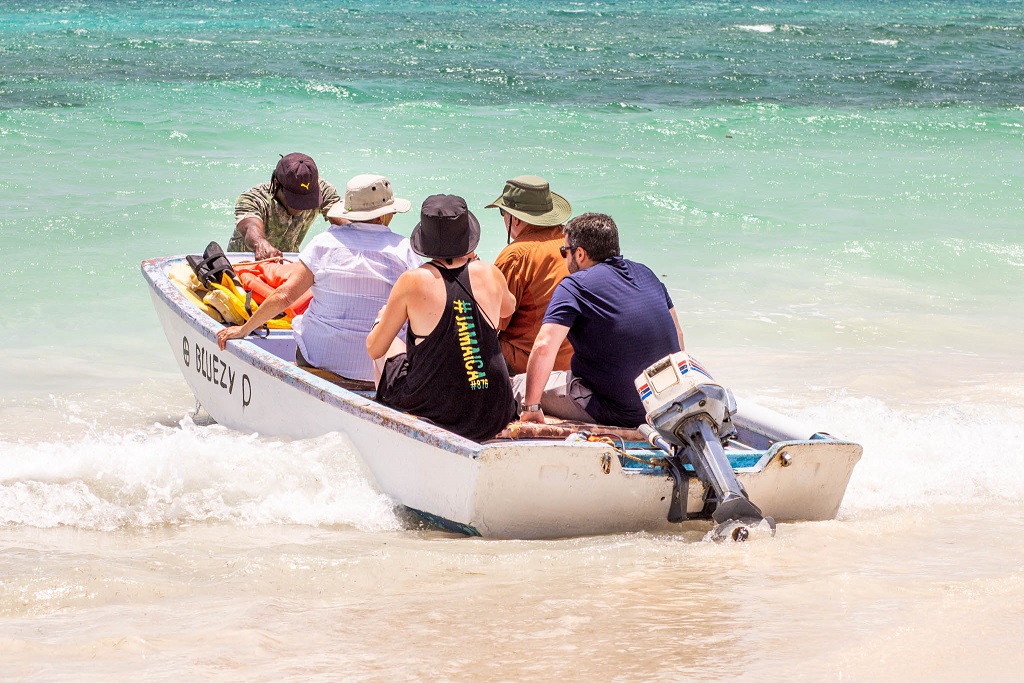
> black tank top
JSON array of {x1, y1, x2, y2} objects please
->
[{"x1": 383, "y1": 262, "x2": 516, "y2": 441}]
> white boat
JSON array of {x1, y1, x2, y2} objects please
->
[{"x1": 142, "y1": 254, "x2": 862, "y2": 539}]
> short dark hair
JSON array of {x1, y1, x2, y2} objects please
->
[{"x1": 564, "y1": 212, "x2": 620, "y2": 262}]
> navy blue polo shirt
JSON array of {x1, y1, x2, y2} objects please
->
[{"x1": 543, "y1": 256, "x2": 680, "y2": 427}]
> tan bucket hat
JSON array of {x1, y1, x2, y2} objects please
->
[
  {"x1": 485, "y1": 175, "x2": 572, "y2": 227},
  {"x1": 327, "y1": 174, "x2": 411, "y2": 222}
]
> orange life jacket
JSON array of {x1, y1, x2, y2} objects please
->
[{"x1": 234, "y1": 260, "x2": 313, "y2": 319}]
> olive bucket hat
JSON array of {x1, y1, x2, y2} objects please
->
[
  {"x1": 410, "y1": 194, "x2": 481, "y2": 260},
  {"x1": 485, "y1": 175, "x2": 572, "y2": 227}
]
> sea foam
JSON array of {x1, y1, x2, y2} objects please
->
[
  {"x1": 3, "y1": 395, "x2": 1022, "y2": 531},
  {"x1": 0, "y1": 417, "x2": 400, "y2": 532},
  {"x1": 797, "y1": 395, "x2": 1024, "y2": 514}
]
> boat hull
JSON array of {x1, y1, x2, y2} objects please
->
[{"x1": 144, "y1": 256, "x2": 862, "y2": 539}]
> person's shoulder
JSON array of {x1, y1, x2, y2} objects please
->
[
  {"x1": 495, "y1": 240, "x2": 532, "y2": 264},
  {"x1": 394, "y1": 235, "x2": 423, "y2": 264},
  {"x1": 468, "y1": 257, "x2": 496, "y2": 273},
  {"x1": 465, "y1": 257, "x2": 498, "y2": 276},
  {"x1": 404, "y1": 262, "x2": 438, "y2": 280},
  {"x1": 547, "y1": 274, "x2": 582, "y2": 312},
  {"x1": 235, "y1": 182, "x2": 272, "y2": 215},
  {"x1": 560, "y1": 260, "x2": 616, "y2": 293},
  {"x1": 317, "y1": 180, "x2": 341, "y2": 212},
  {"x1": 554, "y1": 268, "x2": 587, "y2": 294},
  {"x1": 622, "y1": 257, "x2": 662, "y2": 281},
  {"x1": 509, "y1": 231, "x2": 561, "y2": 253},
  {"x1": 305, "y1": 229, "x2": 338, "y2": 247},
  {"x1": 391, "y1": 263, "x2": 430, "y2": 293},
  {"x1": 496, "y1": 235, "x2": 559, "y2": 268},
  {"x1": 237, "y1": 182, "x2": 272, "y2": 201},
  {"x1": 622, "y1": 256, "x2": 652, "y2": 269},
  {"x1": 518, "y1": 224, "x2": 563, "y2": 242},
  {"x1": 384, "y1": 230, "x2": 413, "y2": 245},
  {"x1": 299, "y1": 229, "x2": 337, "y2": 259},
  {"x1": 571, "y1": 262, "x2": 605, "y2": 282},
  {"x1": 469, "y1": 259, "x2": 509, "y2": 294},
  {"x1": 378, "y1": 231, "x2": 420, "y2": 256}
]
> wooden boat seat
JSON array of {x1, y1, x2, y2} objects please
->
[
  {"x1": 294, "y1": 362, "x2": 643, "y2": 443},
  {"x1": 296, "y1": 364, "x2": 376, "y2": 392},
  {"x1": 494, "y1": 419, "x2": 644, "y2": 443}
]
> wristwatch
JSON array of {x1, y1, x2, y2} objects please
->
[{"x1": 520, "y1": 402, "x2": 542, "y2": 413}]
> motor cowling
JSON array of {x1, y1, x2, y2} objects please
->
[
  {"x1": 636, "y1": 353, "x2": 737, "y2": 446},
  {"x1": 635, "y1": 352, "x2": 775, "y2": 541}
]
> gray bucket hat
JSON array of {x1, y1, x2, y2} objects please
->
[
  {"x1": 485, "y1": 175, "x2": 572, "y2": 227},
  {"x1": 410, "y1": 194, "x2": 481, "y2": 259}
]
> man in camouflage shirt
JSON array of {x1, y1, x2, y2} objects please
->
[{"x1": 228, "y1": 152, "x2": 341, "y2": 259}]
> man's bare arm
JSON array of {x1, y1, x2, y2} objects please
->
[
  {"x1": 669, "y1": 307, "x2": 685, "y2": 351},
  {"x1": 520, "y1": 322, "x2": 571, "y2": 423},
  {"x1": 235, "y1": 217, "x2": 281, "y2": 260}
]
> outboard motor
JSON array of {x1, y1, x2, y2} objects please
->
[{"x1": 635, "y1": 352, "x2": 776, "y2": 542}]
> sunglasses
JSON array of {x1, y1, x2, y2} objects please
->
[{"x1": 559, "y1": 244, "x2": 576, "y2": 258}]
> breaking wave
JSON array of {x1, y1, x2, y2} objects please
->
[
  {"x1": 796, "y1": 395, "x2": 1024, "y2": 513},
  {"x1": 3, "y1": 391, "x2": 1023, "y2": 531},
  {"x1": 0, "y1": 416, "x2": 400, "y2": 532}
]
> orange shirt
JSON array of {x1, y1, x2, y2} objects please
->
[{"x1": 494, "y1": 225, "x2": 573, "y2": 374}]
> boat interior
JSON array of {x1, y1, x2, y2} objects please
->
[
  {"x1": 169, "y1": 252, "x2": 792, "y2": 461},
  {"x1": 238, "y1": 330, "x2": 772, "y2": 478}
]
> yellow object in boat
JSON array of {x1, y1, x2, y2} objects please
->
[
  {"x1": 203, "y1": 288, "x2": 246, "y2": 325},
  {"x1": 170, "y1": 278, "x2": 224, "y2": 322}
]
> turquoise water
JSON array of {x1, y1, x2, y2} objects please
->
[
  {"x1": 3, "y1": 0, "x2": 1023, "y2": 106},
  {"x1": 2, "y1": 2, "x2": 1024, "y2": 678},
  {"x1": 2, "y1": 0, "x2": 1021, "y2": 377}
]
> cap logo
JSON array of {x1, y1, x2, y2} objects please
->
[{"x1": 300, "y1": 182, "x2": 310, "y2": 190}]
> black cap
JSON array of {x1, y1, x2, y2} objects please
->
[
  {"x1": 274, "y1": 153, "x2": 321, "y2": 211},
  {"x1": 410, "y1": 194, "x2": 481, "y2": 259}
]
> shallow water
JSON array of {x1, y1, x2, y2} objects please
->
[
  {"x1": 3, "y1": 508, "x2": 1023, "y2": 681},
  {"x1": 2, "y1": 0, "x2": 1023, "y2": 678}
]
